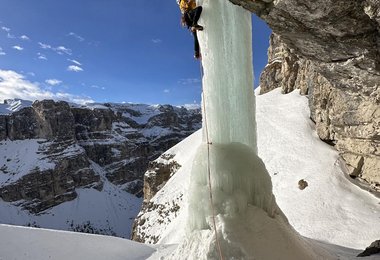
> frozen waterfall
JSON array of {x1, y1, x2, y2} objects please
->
[
  {"x1": 170, "y1": 0, "x2": 333, "y2": 259},
  {"x1": 187, "y1": 0, "x2": 279, "y2": 231}
]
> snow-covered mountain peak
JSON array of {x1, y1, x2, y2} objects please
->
[{"x1": 0, "y1": 99, "x2": 33, "y2": 115}]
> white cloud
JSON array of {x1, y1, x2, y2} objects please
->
[
  {"x1": 38, "y1": 42, "x2": 52, "y2": 49},
  {"x1": 0, "y1": 70, "x2": 93, "y2": 104},
  {"x1": 38, "y1": 42, "x2": 72, "y2": 56},
  {"x1": 12, "y1": 45, "x2": 24, "y2": 51},
  {"x1": 67, "y1": 59, "x2": 82, "y2": 66},
  {"x1": 45, "y1": 79, "x2": 62, "y2": 86},
  {"x1": 1, "y1": 26, "x2": 10, "y2": 32},
  {"x1": 55, "y1": 46, "x2": 72, "y2": 55},
  {"x1": 20, "y1": 35, "x2": 30, "y2": 41},
  {"x1": 27, "y1": 72, "x2": 36, "y2": 77},
  {"x1": 1, "y1": 25, "x2": 19, "y2": 39},
  {"x1": 37, "y1": 53, "x2": 47, "y2": 60},
  {"x1": 67, "y1": 65, "x2": 83, "y2": 72},
  {"x1": 68, "y1": 32, "x2": 84, "y2": 42},
  {"x1": 163, "y1": 89, "x2": 170, "y2": 93},
  {"x1": 152, "y1": 38, "x2": 162, "y2": 44},
  {"x1": 0, "y1": 47, "x2": 5, "y2": 56},
  {"x1": 0, "y1": 70, "x2": 55, "y2": 101}
]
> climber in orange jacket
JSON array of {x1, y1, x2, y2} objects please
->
[{"x1": 178, "y1": 0, "x2": 204, "y2": 59}]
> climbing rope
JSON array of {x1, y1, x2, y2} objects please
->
[{"x1": 199, "y1": 61, "x2": 224, "y2": 260}]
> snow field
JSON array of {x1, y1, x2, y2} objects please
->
[
  {"x1": 0, "y1": 161, "x2": 142, "y2": 238},
  {"x1": 137, "y1": 89, "x2": 380, "y2": 259}
]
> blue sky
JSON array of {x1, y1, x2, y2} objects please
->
[{"x1": 0, "y1": 0, "x2": 271, "y2": 105}]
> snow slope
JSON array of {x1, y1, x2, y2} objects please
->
[
  {"x1": 133, "y1": 89, "x2": 380, "y2": 258},
  {"x1": 0, "y1": 140, "x2": 55, "y2": 186},
  {"x1": 0, "y1": 224, "x2": 156, "y2": 260},
  {"x1": 256, "y1": 89, "x2": 380, "y2": 250},
  {"x1": 0, "y1": 161, "x2": 142, "y2": 238}
]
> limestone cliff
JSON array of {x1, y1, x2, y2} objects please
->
[{"x1": 0, "y1": 100, "x2": 201, "y2": 213}]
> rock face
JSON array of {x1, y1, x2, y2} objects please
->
[
  {"x1": 0, "y1": 100, "x2": 101, "y2": 213},
  {"x1": 143, "y1": 153, "x2": 181, "y2": 202},
  {"x1": 229, "y1": 0, "x2": 380, "y2": 191},
  {"x1": 0, "y1": 100, "x2": 201, "y2": 213},
  {"x1": 357, "y1": 239, "x2": 380, "y2": 257},
  {"x1": 131, "y1": 152, "x2": 183, "y2": 243}
]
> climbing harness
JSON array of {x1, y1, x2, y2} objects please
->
[{"x1": 199, "y1": 61, "x2": 224, "y2": 260}]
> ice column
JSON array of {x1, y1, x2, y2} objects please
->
[
  {"x1": 188, "y1": 0, "x2": 279, "y2": 230},
  {"x1": 199, "y1": 0, "x2": 257, "y2": 151}
]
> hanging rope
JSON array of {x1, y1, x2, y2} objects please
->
[{"x1": 199, "y1": 61, "x2": 224, "y2": 260}]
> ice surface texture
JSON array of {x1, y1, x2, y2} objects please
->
[
  {"x1": 188, "y1": 143, "x2": 280, "y2": 230},
  {"x1": 199, "y1": 0, "x2": 257, "y2": 150},
  {"x1": 188, "y1": 0, "x2": 278, "y2": 231}
]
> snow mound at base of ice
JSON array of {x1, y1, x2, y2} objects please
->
[
  {"x1": 170, "y1": 205, "x2": 335, "y2": 260},
  {"x1": 188, "y1": 142, "x2": 279, "y2": 231}
]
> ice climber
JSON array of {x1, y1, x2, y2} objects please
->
[{"x1": 178, "y1": 0, "x2": 204, "y2": 59}]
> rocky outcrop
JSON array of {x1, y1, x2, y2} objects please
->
[
  {"x1": 72, "y1": 104, "x2": 201, "y2": 197},
  {"x1": 6, "y1": 100, "x2": 75, "y2": 141},
  {"x1": 259, "y1": 34, "x2": 308, "y2": 95},
  {"x1": 0, "y1": 142, "x2": 102, "y2": 213},
  {"x1": 357, "y1": 239, "x2": 380, "y2": 257},
  {"x1": 0, "y1": 116, "x2": 7, "y2": 140},
  {"x1": 228, "y1": 0, "x2": 380, "y2": 191},
  {"x1": 0, "y1": 100, "x2": 201, "y2": 213},
  {"x1": 230, "y1": 0, "x2": 380, "y2": 91},
  {"x1": 143, "y1": 154, "x2": 181, "y2": 201},
  {"x1": 0, "y1": 101, "x2": 101, "y2": 212},
  {"x1": 131, "y1": 152, "x2": 183, "y2": 243},
  {"x1": 229, "y1": 0, "x2": 380, "y2": 99}
]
